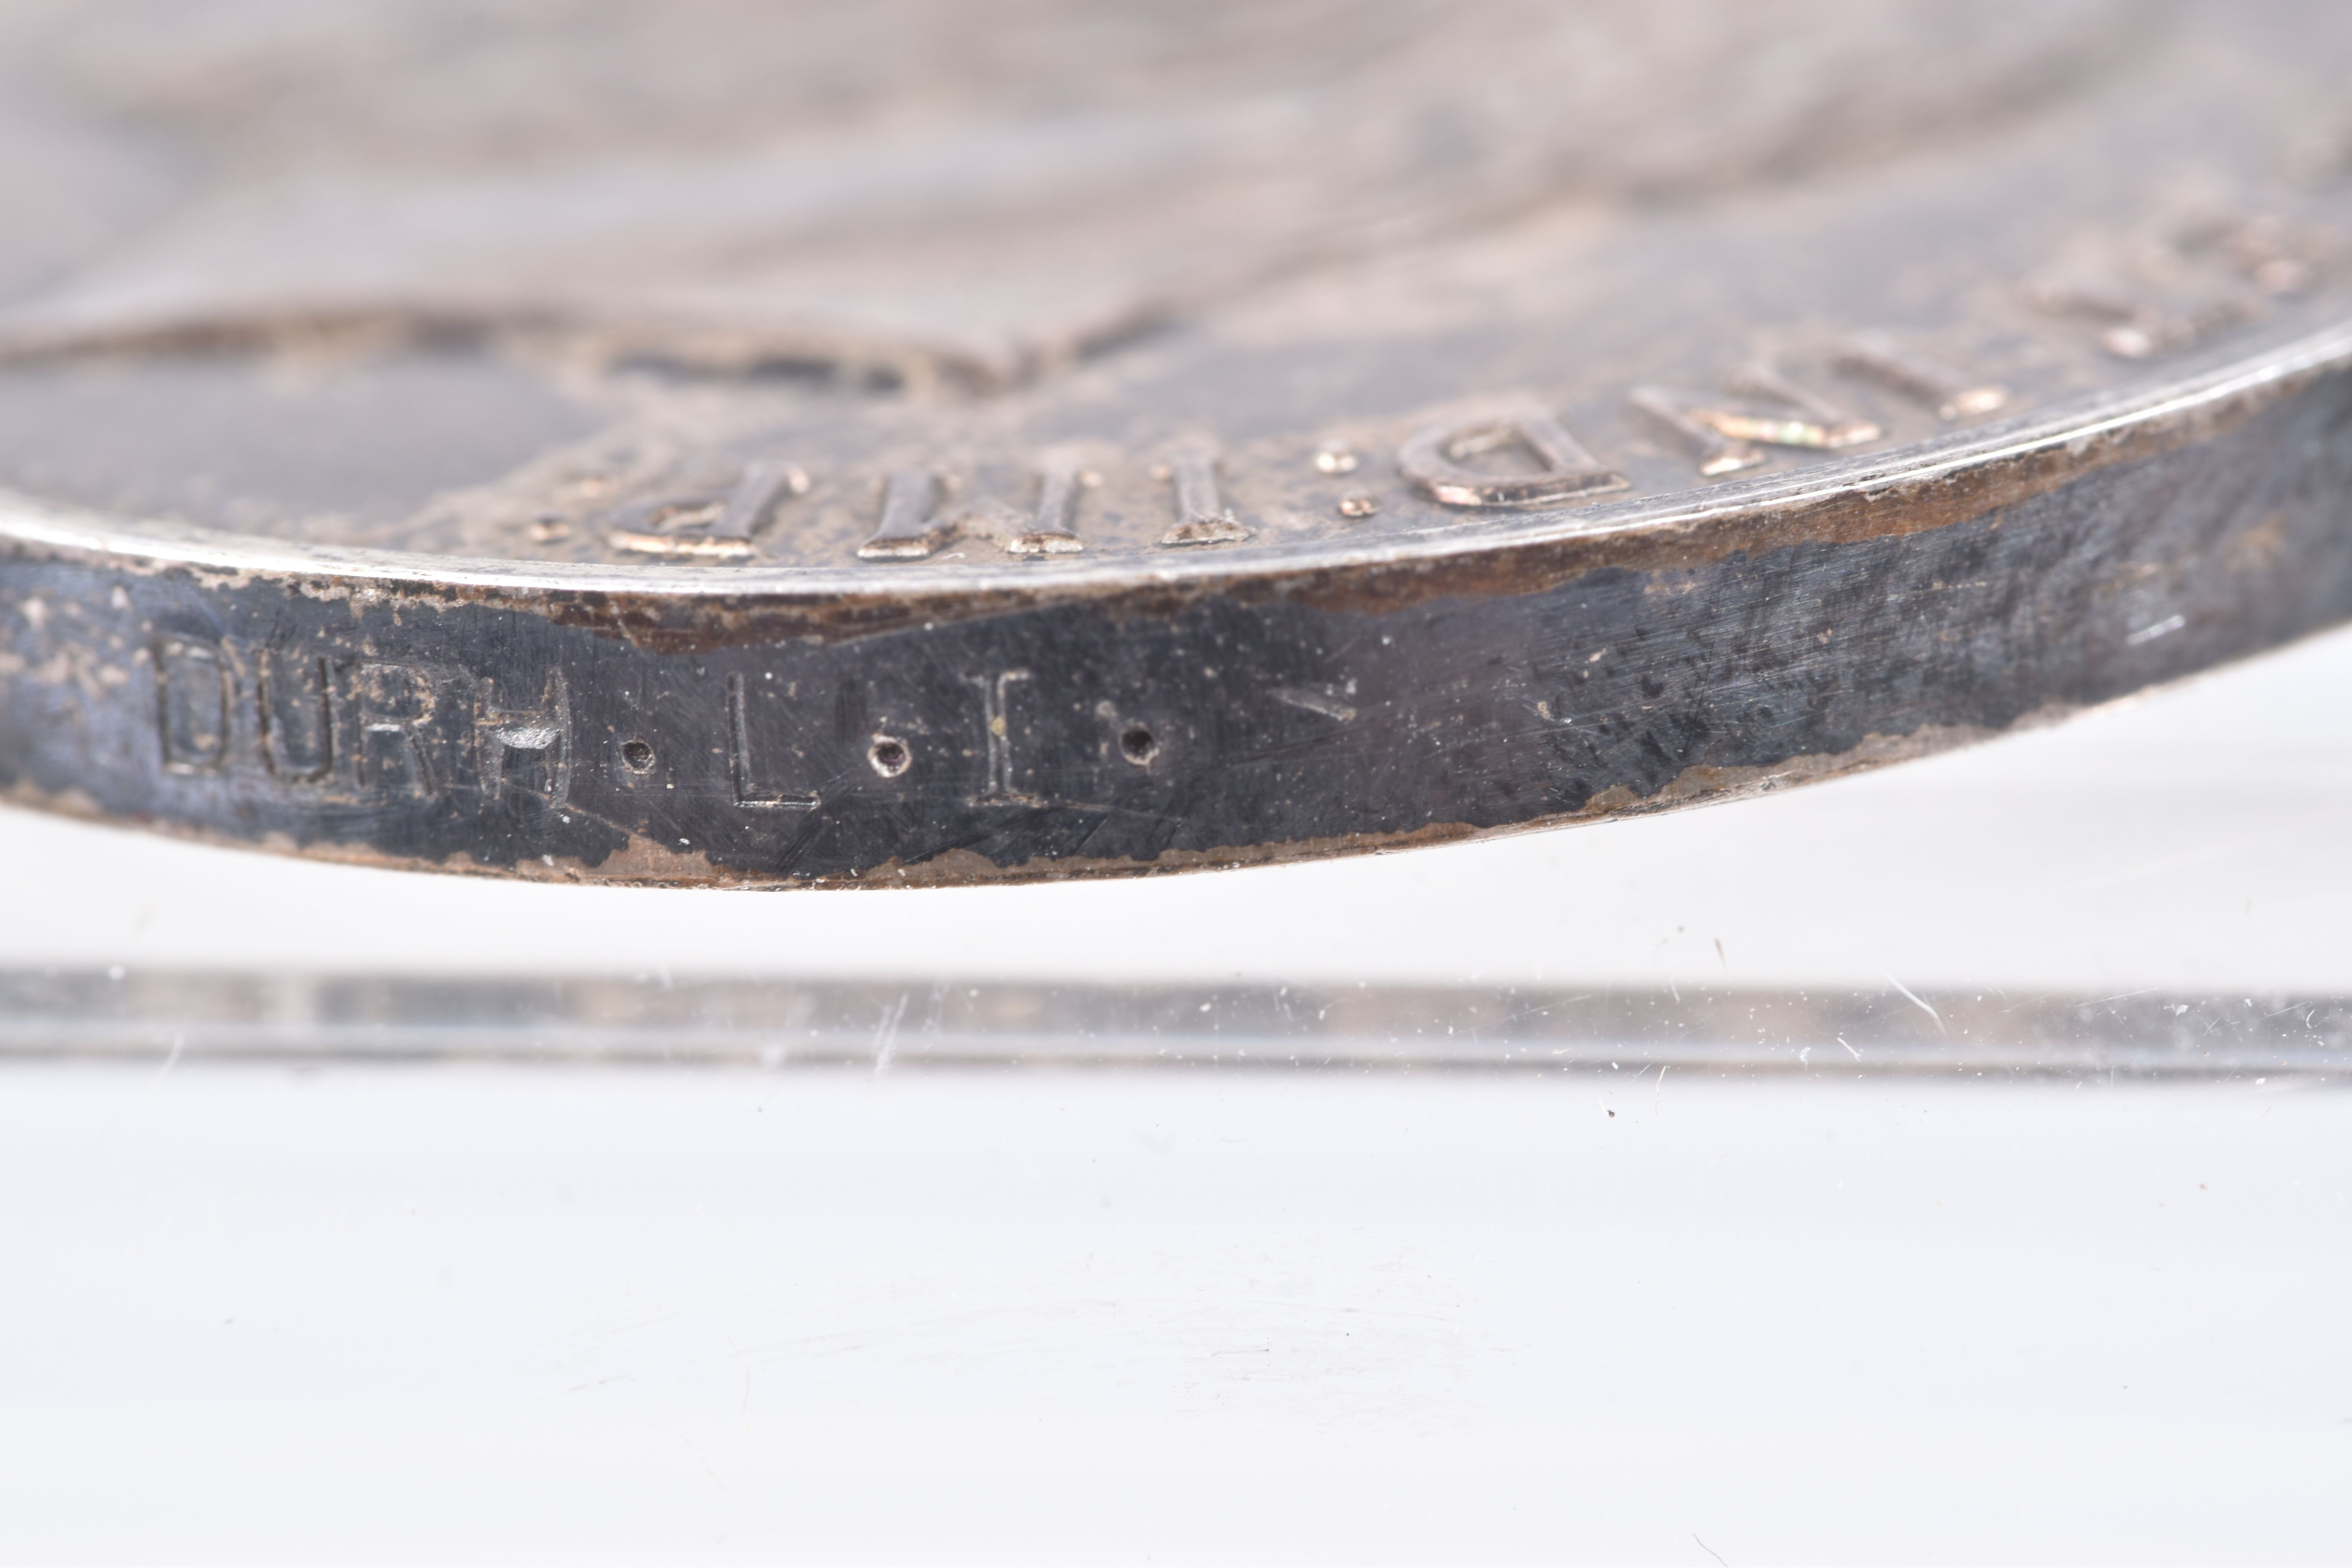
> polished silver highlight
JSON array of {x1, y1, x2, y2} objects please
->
[
  {"x1": 481, "y1": 672, "x2": 572, "y2": 806},
  {"x1": 607, "y1": 494, "x2": 757, "y2": 561},
  {"x1": 1272, "y1": 684, "x2": 1359, "y2": 723}
]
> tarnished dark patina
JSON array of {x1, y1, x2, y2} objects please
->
[{"x1": 1, "y1": 2, "x2": 2349, "y2": 885}]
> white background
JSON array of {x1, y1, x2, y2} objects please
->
[{"x1": 2, "y1": 1067, "x2": 2344, "y2": 1564}]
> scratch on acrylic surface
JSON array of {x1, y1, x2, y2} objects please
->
[
  {"x1": 94, "y1": 1029, "x2": 186, "y2": 1150},
  {"x1": 1838, "y1": 1035, "x2": 1861, "y2": 1060},
  {"x1": 1478, "y1": 993, "x2": 1596, "y2": 1037},
  {"x1": 1694, "y1": 1532, "x2": 1730, "y2": 1567},
  {"x1": 1881, "y1": 969, "x2": 1946, "y2": 1034},
  {"x1": 727, "y1": 1333, "x2": 753, "y2": 1432},
  {"x1": 680, "y1": 1434, "x2": 734, "y2": 1499},
  {"x1": 1654, "y1": 1063, "x2": 1667, "y2": 1111},
  {"x1": 872, "y1": 992, "x2": 909, "y2": 1075}
]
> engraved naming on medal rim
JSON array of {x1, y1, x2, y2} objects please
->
[{"x1": 2, "y1": 4, "x2": 2348, "y2": 889}]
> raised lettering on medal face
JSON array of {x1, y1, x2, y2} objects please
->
[
  {"x1": 608, "y1": 459, "x2": 806, "y2": 560},
  {"x1": 1157, "y1": 448, "x2": 1249, "y2": 546},
  {"x1": 857, "y1": 470, "x2": 949, "y2": 561},
  {"x1": 1012, "y1": 456, "x2": 1087, "y2": 557},
  {"x1": 935, "y1": 458, "x2": 1091, "y2": 558},
  {"x1": 1398, "y1": 408, "x2": 1629, "y2": 509},
  {"x1": 715, "y1": 459, "x2": 809, "y2": 537},
  {"x1": 1833, "y1": 334, "x2": 2010, "y2": 421},
  {"x1": 1630, "y1": 363, "x2": 1880, "y2": 477},
  {"x1": 2024, "y1": 212, "x2": 2329, "y2": 359},
  {"x1": 855, "y1": 456, "x2": 1093, "y2": 562},
  {"x1": 9, "y1": 7, "x2": 2350, "y2": 896},
  {"x1": 2026, "y1": 276, "x2": 2260, "y2": 360}
]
